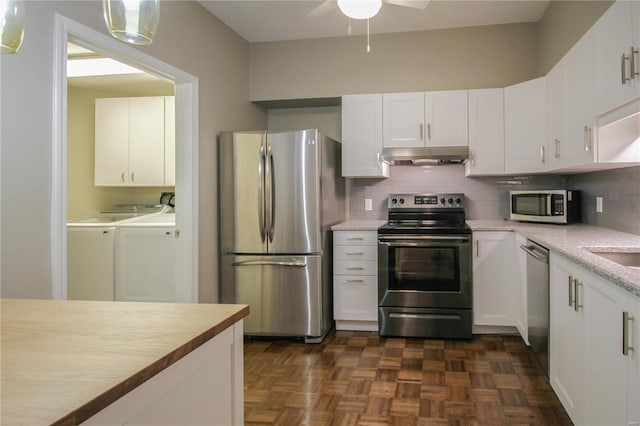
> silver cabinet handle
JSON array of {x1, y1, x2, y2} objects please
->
[
  {"x1": 469, "y1": 150, "x2": 475, "y2": 165},
  {"x1": 554, "y1": 139, "x2": 560, "y2": 159},
  {"x1": 540, "y1": 145, "x2": 545, "y2": 163},
  {"x1": 427, "y1": 123, "x2": 431, "y2": 141},
  {"x1": 568, "y1": 276, "x2": 575, "y2": 308},
  {"x1": 121, "y1": 172, "x2": 126, "y2": 183},
  {"x1": 131, "y1": 172, "x2": 135, "y2": 183},
  {"x1": 632, "y1": 46, "x2": 640, "y2": 79},
  {"x1": 623, "y1": 311, "x2": 635, "y2": 356},
  {"x1": 345, "y1": 279, "x2": 365, "y2": 284},
  {"x1": 574, "y1": 280, "x2": 583, "y2": 312},
  {"x1": 346, "y1": 252, "x2": 364, "y2": 256},
  {"x1": 419, "y1": 123, "x2": 424, "y2": 141},
  {"x1": 583, "y1": 126, "x2": 591, "y2": 152},
  {"x1": 475, "y1": 240, "x2": 479, "y2": 258},
  {"x1": 622, "y1": 53, "x2": 630, "y2": 84},
  {"x1": 348, "y1": 237, "x2": 364, "y2": 241},
  {"x1": 346, "y1": 267, "x2": 364, "y2": 271}
]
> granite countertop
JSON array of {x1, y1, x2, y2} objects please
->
[
  {"x1": 0, "y1": 299, "x2": 248, "y2": 426},
  {"x1": 467, "y1": 220, "x2": 640, "y2": 297},
  {"x1": 332, "y1": 220, "x2": 386, "y2": 231}
]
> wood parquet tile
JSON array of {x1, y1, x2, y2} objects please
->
[{"x1": 244, "y1": 331, "x2": 573, "y2": 425}]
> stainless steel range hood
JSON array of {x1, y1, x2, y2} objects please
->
[{"x1": 382, "y1": 146, "x2": 469, "y2": 165}]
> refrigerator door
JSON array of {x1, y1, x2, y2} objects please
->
[
  {"x1": 219, "y1": 131, "x2": 267, "y2": 254},
  {"x1": 266, "y1": 129, "x2": 321, "y2": 254},
  {"x1": 220, "y1": 254, "x2": 323, "y2": 337}
]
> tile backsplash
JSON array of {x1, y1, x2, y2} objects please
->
[{"x1": 349, "y1": 164, "x2": 639, "y2": 235}]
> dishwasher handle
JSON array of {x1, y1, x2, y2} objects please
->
[{"x1": 520, "y1": 244, "x2": 549, "y2": 264}]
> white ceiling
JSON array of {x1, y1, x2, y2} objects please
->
[{"x1": 198, "y1": 0, "x2": 551, "y2": 43}]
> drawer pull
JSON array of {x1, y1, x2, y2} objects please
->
[
  {"x1": 346, "y1": 267, "x2": 364, "y2": 271},
  {"x1": 345, "y1": 279, "x2": 365, "y2": 284},
  {"x1": 623, "y1": 311, "x2": 635, "y2": 356},
  {"x1": 348, "y1": 237, "x2": 364, "y2": 241},
  {"x1": 346, "y1": 252, "x2": 364, "y2": 256}
]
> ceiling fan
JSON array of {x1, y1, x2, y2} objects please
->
[{"x1": 309, "y1": 0, "x2": 430, "y2": 51}]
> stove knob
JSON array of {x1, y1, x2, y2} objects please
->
[
  {"x1": 399, "y1": 198, "x2": 405, "y2": 205},
  {"x1": 455, "y1": 197, "x2": 461, "y2": 204},
  {"x1": 391, "y1": 198, "x2": 397, "y2": 205},
  {"x1": 447, "y1": 197, "x2": 453, "y2": 204},
  {"x1": 440, "y1": 197, "x2": 446, "y2": 204}
]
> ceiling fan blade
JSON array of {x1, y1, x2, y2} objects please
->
[
  {"x1": 307, "y1": 0, "x2": 337, "y2": 17},
  {"x1": 384, "y1": 0, "x2": 430, "y2": 10}
]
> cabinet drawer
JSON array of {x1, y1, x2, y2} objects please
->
[
  {"x1": 334, "y1": 245, "x2": 377, "y2": 261},
  {"x1": 334, "y1": 275, "x2": 378, "y2": 321},
  {"x1": 334, "y1": 231, "x2": 377, "y2": 246},
  {"x1": 334, "y1": 260, "x2": 378, "y2": 275}
]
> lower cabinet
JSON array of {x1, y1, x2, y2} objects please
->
[
  {"x1": 67, "y1": 227, "x2": 116, "y2": 301},
  {"x1": 550, "y1": 252, "x2": 639, "y2": 425},
  {"x1": 333, "y1": 230, "x2": 378, "y2": 331},
  {"x1": 472, "y1": 231, "x2": 517, "y2": 327}
]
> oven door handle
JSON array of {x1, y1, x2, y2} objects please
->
[{"x1": 378, "y1": 235, "x2": 470, "y2": 243}]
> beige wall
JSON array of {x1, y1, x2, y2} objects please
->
[
  {"x1": 250, "y1": 23, "x2": 538, "y2": 101},
  {"x1": 1, "y1": 1, "x2": 266, "y2": 300},
  {"x1": 267, "y1": 107, "x2": 342, "y2": 142},
  {"x1": 536, "y1": 0, "x2": 614, "y2": 75},
  {"x1": 67, "y1": 85, "x2": 175, "y2": 221}
]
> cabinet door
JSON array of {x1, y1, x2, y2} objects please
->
[
  {"x1": 593, "y1": 0, "x2": 637, "y2": 115},
  {"x1": 545, "y1": 62, "x2": 567, "y2": 170},
  {"x1": 382, "y1": 92, "x2": 425, "y2": 148},
  {"x1": 95, "y1": 98, "x2": 130, "y2": 186},
  {"x1": 549, "y1": 255, "x2": 585, "y2": 424},
  {"x1": 67, "y1": 227, "x2": 115, "y2": 301},
  {"x1": 466, "y1": 88, "x2": 504, "y2": 176},
  {"x1": 341, "y1": 94, "x2": 389, "y2": 178},
  {"x1": 505, "y1": 77, "x2": 547, "y2": 173},
  {"x1": 472, "y1": 232, "x2": 515, "y2": 326},
  {"x1": 425, "y1": 90, "x2": 468, "y2": 147},
  {"x1": 628, "y1": 295, "x2": 640, "y2": 426},
  {"x1": 116, "y1": 227, "x2": 176, "y2": 302},
  {"x1": 129, "y1": 97, "x2": 166, "y2": 186},
  {"x1": 334, "y1": 275, "x2": 378, "y2": 321},
  {"x1": 583, "y1": 272, "x2": 629, "y2": 426},
  {"x1": 164, "y1": 96, "x2": 176, "y2": 186}
]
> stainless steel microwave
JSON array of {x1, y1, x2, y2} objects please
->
[{"x1": 510, "y1": 190, "x2": 581, "y2": 224}]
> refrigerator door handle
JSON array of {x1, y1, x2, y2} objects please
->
[
  {"x1": 258, "y1": 141, "x2": 266, "y2": 243},
  {"x1": 266, "y1": 144, "x2": 276, "y2": 242},
  {"x1": 231, "y1": 260, "x2": 307, "y2": 268}
]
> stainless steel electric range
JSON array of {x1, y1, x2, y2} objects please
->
[{"x1": 378, "y1": 193, "x2": 472, "y2": 339}]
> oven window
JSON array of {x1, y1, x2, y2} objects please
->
[
  {"x1": 512, "y1": 194, "x2": 548, "y2": 216},
  {"x1": 388, "y1": 246, "x2": 459, "y2": 292}
]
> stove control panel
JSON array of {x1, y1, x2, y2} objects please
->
[{"x1": 388, "y1": 193, "x2": 465, "y2": 209}]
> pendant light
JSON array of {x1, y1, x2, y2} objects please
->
[
  {"x1": 103, "y1": 0, "x2": 160, "y2": 45},
  {"x1": 1, "y1": 0, "x2": 25, "y2": 54}
]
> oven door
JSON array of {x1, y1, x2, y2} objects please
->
[{"x1": 378, "y1": 234, "x2": 472, "y2": 309}]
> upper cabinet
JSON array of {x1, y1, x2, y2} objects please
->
[
  {"x1": 95, "y1": 96, "x2": 175, "y2": 187},
  {"x1": 341, "y1": 94, "x2": 389, "y2": 178},
  {"x1": 382, "y1": 90, "x2": 468, "y2": 149},
  {"x1": 466, "y1": 88, "x2": 504, "y2": 176},
  {"x1": 592, "y1": 0, "x2": 640, "y2": 116},
  {"x1": 504, "y1": 77, "x2": 547, "y2": 174}
]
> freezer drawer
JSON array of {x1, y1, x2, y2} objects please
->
[{"x1": 220, "y1": 254, "x2": 323, "y2": 337}]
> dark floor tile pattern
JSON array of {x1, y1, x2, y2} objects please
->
[{"x1": 244, "y1": 331, "x2": 572, "y2": 425}]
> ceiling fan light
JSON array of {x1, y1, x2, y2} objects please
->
[
  {"x1": 337, "y1": 0, "x2": 382, "y2": 20},
  {"x1": 1, "y1": 0, "x2": 25, "y2": 54},
  {"x1": 103, "y1": 0, "x2": 159, "y2": 45}
]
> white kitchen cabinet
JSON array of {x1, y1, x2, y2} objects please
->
[
  {"x1": 382, "y1": 92, "x2": 425, "y2": 148},
  {"x1": 95, "y1": 96, "x2": 175, "y2": 187},
  {"x1": 504, "y1": 77, "x2": 547, "y2": 174},
  {"x1": 472, "y1": 231, "x2": 516, "y2": 327},
  {"x1": 425, "y1": 90, "x2": 468, "y2": 147},
  {"x1": 115, "y1": 226, "x2": 176, "y2": 302},
  {"x1": 341, "y1": 94, "x2": 389, "y2": 178},
  {"x1": 67, "y1": 227, "x2": 115, "y2": 301},
  {"x1": 465, "y1": 88, "x2": 504, "y2": 176},
  {"x1": 592, "y1": 0, "x2": 640, "y2": 116},
  {"x1": 164, "y1": 96, "x2": 176, "y2": 186},
  {"x1": 549, "y1": 252, "x2": 639, "y2": 426},
  {"x1": 628, "y1": 295, "x2": 640, "y2": 426},
  {"x1": 545, "y1": 61, "x2": 568, "y2": 170},
  {"x1": 333, "y1": 230, "x2": 378, "y2": 331}
]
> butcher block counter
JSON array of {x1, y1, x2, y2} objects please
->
[{"x1": 1, "y1": 299, "x2": 249, "y2": 426}]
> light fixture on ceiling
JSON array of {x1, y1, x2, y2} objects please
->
[
  {"x1": 67, "y1": 57, "x2": 145, "y2": 78},
  {"x1": 102, "y1": 0, "x2": 160, "y2": 45},
  {"x1": 1, "y1": 0, "x2": 25, "y2": 54},
  {"x1": 337, "y1": 0, "x2": 382, "y2": 20}
]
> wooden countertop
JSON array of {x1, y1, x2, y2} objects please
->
[{"x1": 0, "y1": 299, "x2": 249, "y2": 426}]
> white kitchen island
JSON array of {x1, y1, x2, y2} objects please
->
[{"x1": 0, "y1": 299, "x2": 248, "y2": 426}]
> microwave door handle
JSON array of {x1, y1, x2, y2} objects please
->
[{"x1": 546, "y1": 195, "x2": 552, "y2": 216}]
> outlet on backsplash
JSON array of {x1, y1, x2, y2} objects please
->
[
  {"x1": 596, "y1": 196, "x2": 603, "y2": 213},
  {"x1": 365, "y1": 198, "x2": 373, "y2": 211}
]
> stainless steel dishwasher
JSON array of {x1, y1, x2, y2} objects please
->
[{"x1": 520, "y1": 240, "x2": 550, "y2": 376}]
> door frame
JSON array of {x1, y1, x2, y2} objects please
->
[{"x1": 51, "y1": 14, "x2": 199, "y2": 302}]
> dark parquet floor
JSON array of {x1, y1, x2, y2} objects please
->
[{"x1": 244, "y1": 330, "x2": 573, "y2": 425}]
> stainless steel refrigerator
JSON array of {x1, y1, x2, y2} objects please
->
[{"x1": 218, "y1": 129, "x2": 345, "y2": 342}]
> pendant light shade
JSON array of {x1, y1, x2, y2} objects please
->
[
  {"x1": 337, "y1": 0, "x2": 382, "y2": 20},
  {"x1": 1, "y1": 0, "x2": 25, "y2": 54},
  {"x1": 103, "y1": 0, "x2": 159, "y2": 45}
]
